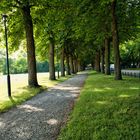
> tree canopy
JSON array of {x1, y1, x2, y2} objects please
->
[{"x1": 0, "y1": 0, "x2": 140, "y2": 85}]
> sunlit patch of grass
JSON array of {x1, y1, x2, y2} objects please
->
[
  {"x1": 0, "y1": 72, "x2": 72, "y2": 113},
  {"x1": 96, "y1": 101, "x2": 108, "y2": 105},
  {"x1": 58, "y1": 71, "x2": 140, "y2": 140},
  {"x1": 0, "y1": 86, "x2": 43, "y2": 112},
  {"x1": 119, "y1": 94, "x2": 131, "y2": 98}
]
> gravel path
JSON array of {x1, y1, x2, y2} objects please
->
[{"x1": 0, "y1": 72, "x2": 87, "y2": 140}]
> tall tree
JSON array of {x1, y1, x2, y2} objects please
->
[
  {"x1": 111, "y1": 0, "x2": 122, "y2": 80},
  {"x1": 21, "y1": 1, "x2": 39, "y2": 86},
  {"x1": 70, "y1": 55, "x2": 75, "y2": 74},
  {"x1": 48, "y1": 32, "x2": 56, "y2": 80},
  {"x1": 101, "y1": 47, "x2": 105, "y2": 73},
  {"x1": 105, "y1": 37, "x2": 111, "y2": 75},
  {"x1": 60, "y1": 47, "x2": 65, "y2": 76},
  {"x1": 65, "y1": 44, "x2": 71, "y2": 75},
  {"x1": 95, "y1": 50, "x2": 101, "y2": 72},
  {"x1": 0, "y1": 0, "x2": 39, "y2": 86}
]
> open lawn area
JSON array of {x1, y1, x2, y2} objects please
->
[
  {"x1": 58, "y1": 71, "x2": 140, "y2": 140},
  {"x1": 0, "y1": 72, "x2": 70, "y2": 112}
]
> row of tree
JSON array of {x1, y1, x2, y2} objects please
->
[{"x1": 0, "y1": 0, "x2": 139, "y2": 87}]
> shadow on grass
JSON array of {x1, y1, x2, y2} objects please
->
[
  {"x1": 58, "y1": 72, "x2": 140, "y2": 140},
  {"x1": 0, "y1": 86, "x2": 45, "y2": 113}
]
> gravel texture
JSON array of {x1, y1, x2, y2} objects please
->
[{"x1": 0, "y1": 72, "x2": 87, "y2": 140}]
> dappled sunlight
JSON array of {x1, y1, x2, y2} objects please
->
[
  {"x1": 104, "y1": 87, "x2": 112, "y2": 90},
  {"x1": 0, "y1": 121, "x2": 5, "y2": 128},
  {"x1": 0, "y1": 72, "x2": 48, "y2": 98},
  {"x1": 70, "y1": 89, "x2": 80, "y2": 93},
  {"x1": 0, "y1": 95, "x2": 9, "y2": 102},
  {"x1": 58, "y1": 71, "x2": 140, "y2": 139},
  {"x1": 53, "y1": 85, "x2": 73, "y2": 90},
  {"x1": 47, "y1": 119, "x2": 58, "y2": 125},
  {"x1": 96, "y1": 101, "x2": 108, "y2": 105},
  {"x1": 93, "y1": 88, "x2": 104, "y2": 92},
  {"x1": 51, "y1": 88, "x2": 80, "y2": 98},
  {"x1": 12, "y1": 87, "x2": 29, "y2": 95},
  {"x1": 0, "y1": 72, "x2": 65, "y2": 112},
  {"x1": 129, "y1": 87, "x2": 139, "y2": 90},
  {"x1": 55, "y1": 93, "x2": 79, "y2": 98},
  {"x1": 66, "y1": 94, "x2": 79, "y2": 98},
  {"x1": 119, "y1": 94, "x2": 131, "y2": 98},
  {"x1": 85, "y1": 87, "x2": 113, "y2": 94},
  {"x1": 18, "y1": 104, "x2": 44, "y2": 112},
  {"x1": 52, "y1": 85, "x2": 80, "y2": 96}
]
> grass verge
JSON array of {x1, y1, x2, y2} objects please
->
[
  {"x1": 58, "y1": 71, "x2": 140, "y2": 140},
  {"x1": 0, "y1": 75, "x2": 72, "y2": 113},
  {"x1": 0, "y1": 86, "x2": 44, "y2": 113}
]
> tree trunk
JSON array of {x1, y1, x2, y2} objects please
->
[
  {"x1": 111, "y1": 0, "x2": 122, "y2": 80},
  {"x1": 64, "y1": 45, "x2": 71, "y2": 75},
  {"x1": 22, "y1": 6, "x2": 39, "y2": 87},
  {"x1": 49, "y1": 37, "x2": 56, "y2": 80},
  {"x1": 74, "y1": 59, "x2": 78, "y2": 73},
  {"x1": 60, "y1": 48, "x2": 65, "y2": 76},
  {"x1": 95, "y1": 51, "x2": 101, "y2": 72},
  {"x1": 105, "y1": 38, "x2": 111, "y2": 75},
  {"x1": 70, "y1": 55, "x2": 75, "y2": 74},
  {"x1": 66, "y1": 54, "x2": 71, "y2": 75},
  {"x1": 78, "y1": 60, "x2": 82, "y2": 72},
  {"x1": 101, "y1": 47, "x2": 105, "y2": 73}
]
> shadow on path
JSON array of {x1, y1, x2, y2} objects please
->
[{"x1": 0, "y1": 72, "x2": 88, "y2": 140}]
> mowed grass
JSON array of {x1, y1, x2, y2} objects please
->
[
  {"x1": 58, "y1": 71, "x2": 140, "y2": 140},
  {"x1": 0, "y1": 72, "x2": 71, "y2": 113}
]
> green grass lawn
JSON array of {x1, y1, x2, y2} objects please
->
[
  {"x1": 0, "y1": 72, "x2": 71, "y2": 113},
  {"x1": 58, "y1": 71, "x2": 140, "y2": 140}
]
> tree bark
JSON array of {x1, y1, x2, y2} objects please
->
[
  {"x1": 101, "y1": 47, "x2": 105, "y2": 73},
  {"x1": 111, "y1": 0, "x2": 122, "y2": 80},
  {"x1": 60, "y1": 48, "x2": 65, "y2": 76},
  {"x1": 66, "y1": 54, "x2": 71, "y2": 75},
  {"x1": 49, "y1": 36, "x2": 56, "y2": 80},
  {"x1": 22, "y1": 6, "x2": 39, "y2": 87},
  {"x1": 95, "y1": 51, "x2": 101, "y2": 72},
  {"x1": 70, "y1": 55, "x2": 75, "y2": 74},
  {"x1": 105, "y1": 38, "x2": 111, "y2": 75},
  {"x1": 78, "y1": 60, "x2": 82, "y2": 72},
  {"x1": 74, "y1": 59, "x2": 78, "y2": 73},
  {"x1": 64, "y1": 46, "x2": 71, "y2": 75}
]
